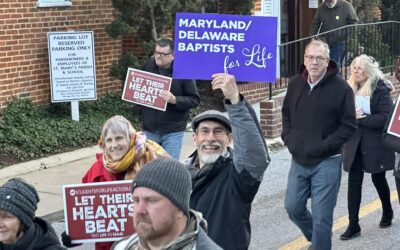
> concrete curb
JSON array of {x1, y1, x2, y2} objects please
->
[
  {"x1": 42, "y1": 210, "x2": 65, "y2": 223},
  {"x1": 0, "y1": 145, "x2": 100, "y2": 179},
  {"x1": 0, "y1": 136, "x2": 284, "y2": 180}
]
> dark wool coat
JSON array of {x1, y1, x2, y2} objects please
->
[
  {"x1": 343, "y1": 79, "x2": 395, "y2": 173},
  {"x1": 281, "y1": 60, "x2": 357, "y2": 166}
]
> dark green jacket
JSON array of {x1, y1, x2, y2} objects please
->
[{"x1": 310, "y1": 0, "x2": 358, "y2": 45}]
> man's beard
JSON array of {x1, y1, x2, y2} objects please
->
[
  {"x1": 134, "y1": 215, "x2": 175, "y2": 243},
  {"x1": 134, "y1": 216, "x2": 155, "y2": 239},
  {"x1": 198, "y1": 141, "x2": 227, "y2": 165}
]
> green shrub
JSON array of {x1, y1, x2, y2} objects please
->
[{"x1": 0, "y1": 93, "x2": 139, "y2": 163}]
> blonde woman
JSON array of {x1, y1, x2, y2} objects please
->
[{"x1": 341, "y1": 54, "x2": 395, "y2": 240}]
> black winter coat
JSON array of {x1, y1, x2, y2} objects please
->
[
  {"x1": 343, "y1": 79, "x2": 395, "y2": 173},
  {"x1": 281, "y1": 60, "x2": 357, "y2": 166},
  {"x1": 140, "y1": 57, "x2": 199, "y2": 133},
  {"x1": 0, "y1": 217, "x2": 66, "y2": 250}
]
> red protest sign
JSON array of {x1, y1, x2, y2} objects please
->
[
  {"x1": 122, "y1": 68, "x2": 172, "y2": 111},
  {"x1": 63, "y1": 180, "x2": 134, "y2": 244},
  {"x1": 388, "y1": 95, "x2": 400, "y2": 138}
]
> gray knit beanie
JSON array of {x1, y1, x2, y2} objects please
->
[
  {"x1": 131, "y1": 157, "x2": 192, "y2": 214},
  {"x1": 0, "y1": 178, "x2": 39, "y2": 227}
]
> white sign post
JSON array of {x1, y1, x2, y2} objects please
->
[
  {"x1": 47, "y1": 31, "x2": 97, "y2": 121},
  {"x1": 71, "y1": 101, "x2": 79, "y2": 121},
  {"x1": 260, "y1": 0, "x2": 281, "y2": 78}
]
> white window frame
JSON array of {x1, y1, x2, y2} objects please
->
[{"x1": 37, "y1": 0, "x2": 72, "y2": 8}]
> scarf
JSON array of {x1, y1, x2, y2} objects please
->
[{"x1": 99, "y1": 125, "x2": 169, "y2": 180}]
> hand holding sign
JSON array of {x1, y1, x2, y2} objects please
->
[
  {"x1": 174, "y1": 13, "x2": 277, "y2": 82},
  {"x1": 211, "y1": 73, "x2": 240, "y2": 104},
  {"x1": 159, "y1": 90, "x2": 177, "y2": 104},
  {"x1": 122, "y1": 68, "x2": 172, "y2": 111},
  {"x1": 63, "y1": 181, "x2": 134, "y2": 243}
]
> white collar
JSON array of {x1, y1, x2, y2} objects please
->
[{"x1": 308, "y1": 69, "x2": 327, "y2": 87}]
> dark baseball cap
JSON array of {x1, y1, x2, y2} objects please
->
[{"x1": 191, "y1": 110, "x2": 231, "y2": 132}]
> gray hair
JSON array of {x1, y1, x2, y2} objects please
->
[
  {"x1": 100, "y1": 115, "x2": 131, "y2": 149},
  {"x1": 305, "y1": 39, "x2": 330, "y2": 59}
]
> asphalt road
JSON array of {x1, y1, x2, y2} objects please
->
[
  {"x1": 52, "y1": 146, "x2": 400, "y2": 249},
  {"x1": 250, "y1": 147, "x2": 399, "y2": 250}
]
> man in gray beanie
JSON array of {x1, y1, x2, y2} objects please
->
[
  {"x1": 0, "y1": 178, "x2": 65, "y2": 249},
  {"x1": 112, "y1": 157, "x2": 221, "y2": 250}
]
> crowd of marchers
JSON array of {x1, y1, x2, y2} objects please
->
[{"x1": 2, "y1": 1, "x2": 400, "y2": 249}]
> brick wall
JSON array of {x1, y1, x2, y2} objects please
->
[
  {"x1": 238, "y1": 82, "x2": 269, "y2": 105},
  {"x1": 122, "y1": 35, "x2": 146, "y2": 59},
  {"x1": 260, "y1": 95, "x2": 284, "y2": 139},
  {"x1": 0, "y1": 0, "x2": 122, "y2": 108}
]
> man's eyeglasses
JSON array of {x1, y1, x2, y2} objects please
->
[
  {"x1": 305, "y1": 55, "x2": 328, "y2": 63},
  {"x1": 197, "y1": 128, "x2": 228, "y2": 138},
  {"x1": 154, "y1": 51, "x2": 172, "y2": 58}
]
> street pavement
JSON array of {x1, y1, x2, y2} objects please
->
[
  {"x1": 0, "y1": 131, "x2": 399, "y2": 249},
  {"x1": 250, "y1": 147, "x2": 400, "y2": 250}
]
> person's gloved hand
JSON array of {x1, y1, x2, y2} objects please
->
[{"x1": 61, "y1": 231, "x2": 81, "y2": 248}]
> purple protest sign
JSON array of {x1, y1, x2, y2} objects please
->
[{"x1": 173, "y1": 13, "x2": 277, "y2": 82}]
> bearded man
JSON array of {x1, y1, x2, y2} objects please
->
[
  {"x1": 112, "y1": 157, "x2": 221, "y2": 250},
  {"x1": 184, "y1": 73, "x2": 271, "y2": 250}
]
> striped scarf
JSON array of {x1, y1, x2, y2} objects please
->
[{"x1": 100, "y1": 126, "x2": 169, "y2": 180}]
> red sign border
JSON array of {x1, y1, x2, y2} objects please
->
[
  {"x1": 387, "y1": 95, "x2": 400, "y2": 138},
  {"x1": 62, "y1": 180, "x2": 133, "y2": 244},
  {"x1": 121, "y1": 68, "x2": 172, "y2": 111}
]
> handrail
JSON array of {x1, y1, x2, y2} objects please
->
[
  {"x1": 280, "y1": 21, "x2": 400, "y2": 47},
  {"x1": 269, "y1": 20, "x2": 400, "y2": 100}
]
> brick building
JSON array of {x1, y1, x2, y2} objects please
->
[
  {"x1": 1, "y1": 0, "x2": 397, "y2": 139},
  {"x1": 0, "y1": 0, "x2": 121, "y2": 108}
]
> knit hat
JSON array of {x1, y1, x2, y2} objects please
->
[
  {"x1": 191, "y1": 110, "x2": 231, "y2": 132},
  {"x1": 131, "y1": 157, "x2": 192, "y2": 214},
  {"x1": 0, "y1": 178, "x2": 39, "y2": 227}
]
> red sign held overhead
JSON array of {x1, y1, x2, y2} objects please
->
[
  {"x1": 63, "y1": 180, "x2": 134, "y2": 244},
  {"x1": 122, "y1": 68, "x2": 172, "y2": 111},
  {"x1": 387, "y1": 95, "x2": 400, "y2": 138}
]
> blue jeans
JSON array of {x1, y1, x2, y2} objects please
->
[
  {"x1": 330, "y1": 42, "x2": 345, "y2": 67},
  {"x1": 285, "y1": 155, "x2": 342, "y2": 250},
  {"x1": 145, "y1": 131, "x2": 184, "y2": 160}
]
